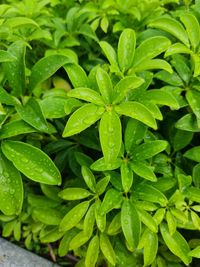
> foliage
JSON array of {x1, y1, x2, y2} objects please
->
[{"x1": 0, "y1": 0, "x2": 200, "y2": 266}]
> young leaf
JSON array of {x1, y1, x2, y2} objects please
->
[
  {"x1": 143, "y1": 230, "x2": 158, "y2": 266},
  {"x1": 133, "y1": 36, "x2": 171, "y2": 67},
  {"x1": 137, "y1": 208, "x2": 158, "y2": 233},
  {"x1": 85, "y1": 235, "x2": 99, "y2": 267},
  {"x1": 58, "y1": 188, "x2": 92, "y2": 200},
  {"x1": 121, "y1": 199, "x2": 140, "y2": 249},
  {"x1": 96, "y1": 68, "x2": 113, "y2": 104},
  {"x1": 112, "y1": 76, "x2": 144, "y2": 104},
  {"x1": 0, "y1": 120, "x2": 36, "y2": 139},
  {"x1": 95, "y1": 199, "x2": 106, "y2": 232},
  {"x1": 176, "y1": 114, "x2": 200, "y2": 132},
  {"x1": 100, "y1": 233, "x2": 116, "y2": 265},
  {"x1": 0, "y1": 151, "x2": 23, "y2": 216},
  {"x1": 67, "y1": 87, "x2": 105, "y2": 105},
  {"x1": 160, "y1": 223, "x2": 192, "y2": 265},
  {"x1": 133, "y1": 140, "x2": 168, "y2": 161},
  {"x1": 0, "y1": 50, "x2": 16, "y2": 62},
  {"x1": 125, "y1": 118, "x2": 147, "y2": 152},
  {"x1": 100, "y1": 189, "x2": 122, "y2": 215},
  {"x1": 3, "y1": 41, "x2": 26, "y2": 96},
  {"x1": 69, "y1": 230, "x2": 90, "y2": 250},
  {"x1": 117, "y1": 28, "x2": 136, "y2": 72},
  {"x1": 99, "y1": 41, "x2": 118, "y2": 67},
  {"x1": 166, "y1": 211, "x2": 176, "y2": 236},
  {"x1": 165, "y1": 42, "x2": 191, "y2": 57},
  {"x1": 83, "y1": 203, "x2": 95, "y2": 237},
  {"x1": 16, "y1": 98, "x2": 50, "y2": 133},
  {"x1": 32, "y1": 208, "x2": 62, "y2": 225},
  {"x1": 131, "y1": 162, "x2": 157, "y2": 182},
  {"x1": 121, "y1": 161, "x2": 133, "y2": 192},
  {"x1": 133, "y1": 59, "x2": 173, "y2": 73},
  {"x1": 64, "y1": 63, "x2": 89, "y2": 88},
  {"x1": 188, "y1": 246, "x2": 200, "y2": 258},
  {"x1": 30, "y1": 55, "x2": 70, "y2": 91},
  {"x1": 63, "y1": 104, "x2": 105, "y2": 137},
  {"x1": 0, "y1": 87, "x2": 19, "y2": 106},
  {"x1": 99, "y1": 111, "x2": 122, "y2": 163},
  {"x1": 148, "y1": 17, "x2": 189, "y2": 47},
  {"x1": 59, "y1": 201, "x2": 89, "y2": 232},
  {"x1": 184, "y1": 146, "x2": 200, "y2": 162},
  {"x1": 115, "y1": 101, "x2": 157, "y2": 129},
  {"x1": 180, "y1": 13, "x2": 200, "y2": 51},
  {"x1": 1, "y1": 141, "x2": 61, "y2": 185},
  {"x1": 81, "y1": 166, "x2": 96, "y2": 193},
  {"x1": 58, "y1": 229, "x2": 78, "y2": 257},
  {"x1": 107, "y1": 212, "x2": 121, "y2": 235},
  {"x1": 186, "y1": 90, "x2": 200, "y2": 127}
]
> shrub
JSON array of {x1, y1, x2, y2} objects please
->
[{"x1": 0, "y1": 0, "x2": 200, "y2": 266}]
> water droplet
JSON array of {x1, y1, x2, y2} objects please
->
[
  {"x1": 109, "y1": 142, "x2": 115, "y2": 148},
  {"x1": 3, "y1": 172, "x2": 9, "y2": 178},
  {"x1": 108, "y1": 127, "x2": 114, "y2": 133},
  {"x1": 9, "y1": 188, "x2": 15, "y2": 194}
]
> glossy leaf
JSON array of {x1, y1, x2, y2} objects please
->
[
  {"x1": 95, "y1": 199, "x2": 106, "y2": 232},
  {"x1": 184, "y1": 146, "x2": 200, "y2": 162},
  {"x1": 176, "y1": 114, "x2": 200, "y2": 132},
  {"x1": 149, "y1": 17, "x2": 189, "y2": 47},
  {"x1": 160, "y1": 223, "x2": 192, "y2": 265},
  {"x1": 59, "y1": 201, "x2": 89, "y2": 232},
  {"x1": 3, "y1": 41, "x2": 26, "y2": 96},
  {"x1": 133, "y1": 59, "x2": 173, "y2": 73},
  {"x1": 100, "y1": 189, "x2": 122, "y2": 215},
  {"x1": 121, "y1": 199, "x2": 140, "y2": 249},
  {"x1": 186, "y1": 90, "x2": 200, "y2": 127},
  {"x1": 117, "y1": 28, "x2": 136, "y2": 72},
  {"x1": 99, "y1": 41, "x2": 118, "y2": 67},
  {"x1": 100, "y1": 233, "x2": 116, "y2": 265},
  {"x1": 96, "y1": 68, "x2": 113, "y2": 104},
  {"x1": 16, "y1": 98, "x2": 50, "y2": 133},
  {"x1": 121, "y1": 161, "x2": 133, "y2": 192},
  {"x1": 115, "y1": 101, "x2": 157, "y2": 129},
  {"x1": 83, "y1": 203, "x2": 95, "y2": 237},
  {"x1": 1, "y1": 141, "x2": 61, "y2": 185},
  {"x1": 99, "y1": 111, "x2": 122, "y2": 163},
  {"x1": 0, "y1": 151, "x2": 23, "y2": 216},
  {"x1": 63, "y1": 103, "x2": 105, "y2": 137},
  {"x1": 85, "y1": 235, "x2": 99, "y2": 267},
  {"x1": 131, "y1": 162, "x2": 157, "y2": 182},
  {"x1": 58, "y1": 188, "x2": 92, "y2": 200},
  {"x1": 137, "y1": 208, "x2": 158, "y2": 233},
  {"x1": 32, "y1": 207, "x2": 62, "y2": 225},
  {"x1": 81, "y1": 166, "x2": 96, "y2": 193},
  {"x1": 64, "y1": 63, "x2": 89, "y2": 88},
  {"x1": 188, "y1": 246, "x2": 200, "y2": 258},
  {"x1": 143, "y1": 230, "x2": 158, "y2": 266}
]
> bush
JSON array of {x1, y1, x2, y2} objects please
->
[{"x1": 0, "y1": 0, "x2": 200, "y2": 266}]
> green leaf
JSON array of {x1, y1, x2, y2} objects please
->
[
  {"x1": 96, "y1": 176, "x2": 110, "y2": 195},
  {"x1": 184, "y1": 146, "x2": 200, "y2": 162},
  {"x1": 0, "y1": 87, "x2": 19, "y2": 106},
  {"x1": 16, "y1": 98, "x2": 50, "y2": 133},
  {"x1": 143, "y1": 230, "x2": 158, "y2": 266},
  {"x1": 131, "y1": 162, "x2": 157, "y2": 182},
  {"x1": 191, "y1": 53, "x2": 200, "y2": 77},
  {"x1": 165, "y1": 42, "x2": 191, "y2": 57},
  {"x1": 85, "y1": 235, "x2": 99, "y2": 267},
  {"x1": 1, "y1": 141, "x2": 61, "y2": 185},
  {"x1": 133, "y1": 140, "x2": 168, "y2": 161},
  {"x1": 125, "y1": 118, "x2": 147, "y2": 152},
  {"x1": 32, "y1": 208, "x2": 62, "y2": 225},
  {"x1": 176, "y1": 114, "x2": 200, "y2": 132},
  {"x1": 96, "y1": 68, "x2": 113, "y2": 104},
  {"x1": 4, "y1": 17, "x2": 39, "y2": 28},
  {"x1": 0, "y1": 151, "x2": 23, "y2": 216},
  {"x1": 100, "y1": 189, "x2": 122, "y2": 215},
  {"x1": 107, "y1": 212, "x2": 121, "y2": 235},
  {"x1": 0, "y1": 50, "x2": 16, "y2": 62},
  {"x1": 99, "y1": 41, "x2": 118, "y2": 67},
  {"x1": 115, "y1": 101, "x2": 157, "y2": 129},
  {"x1": 0, "y1": 120, "x2": 36, "y2": 139},
  {"x1": 166, "y1": 211, "x2": 177, "y2": 236},
  {"x1": 193, "y1": 163, "x2": 200, "y2": 188},
  {"x1": 95, "y1": 199, "x2": 106, "y2": 232},
  {"x1": 172, "y1": 129, "x2": 193, "y2": 152},
  {"x1": 64, "y1": 63, "x2": 89, "y2": 88},
  {"x1": 160, "y1": 223, "x2": 192, "y2": 265},
  {"x1": 133, "y1": 59, "x2": 173, "y2": 73},
  {"x1": 112, "y1": 76, "x2": 144, "y2": 104},
  {"x1": 3, "y1": 41, "x2": 26, "y2": 96},
  {"x1": 58, "y1": 229, "x2": 78, "y2": 257},
  {"x1": 117, "y1": 28, "x2": 136, "y2": 72},
  {"x1": 69, "y1": 230, "x2": 90, "y2": 250},
  {"x1": 67, "y1": 87, "x2": 104, "y2": 105},
  {"x1": 99, "y1": 111, "x2": 122, "y2": 163},
  {"x1": 121, "y1": 161, "x2": 133, "y2": 192},
  {"x1": 83, "y1": 203, "x2": 95, "y2": 237},
  {"x1": 58, "y1": 188, "x2": 92, "y2": 200},
  {"x1": 78, "y1": 24, "x2": 98, "y2": 42},
  {"x1": 81, "y1": 166, "x2": 96, "y2": 193},
  {"x1": 100, "y1": 233, "x2": 116, "y2": 265},
  {"x1": 180, "y1": 13, "x2": 200, "y2": 51},
  {"x1": 59, "y1": 201, "x2": 89, "y2": 232},
  {"x1": 40, "y1": 96, "x2": 71, "y2": 119},
  {"x1": 121, "y1": 199, "x2": 140, "y2": 249},
  {"x1": 188, "y1": 246, "x2": 200, "y2": 258},
  {"x1": 64, "y1": 98, "x2": 83, "y2": 115},
  {"x1": 149, "y1": 17, "x2": 189, "y2": 47},
  {"x1": 186, "y1": 90, "x2": 200, "y2": 127},
  {"x1": 135, "y1": 184, "x2": 168, "y2": 206},
  {"x1": 133, "y1": 36, "x2": 171, "y2": 67},
  {"x1": 63, "y1": 103, "x2": 105, "y2": 137},
  {"x1": 137, "y1": 208, "x2": 158, "y2": 233},
  {"x1": 146, "y1": 89, "x2": 179, "y2": 109},
  {"x1": 91, "y1": 157, "x2": 121, "y2": 171},
  {"x1": 29, "y1": 55, "x2": 70, "y2": 91}
]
